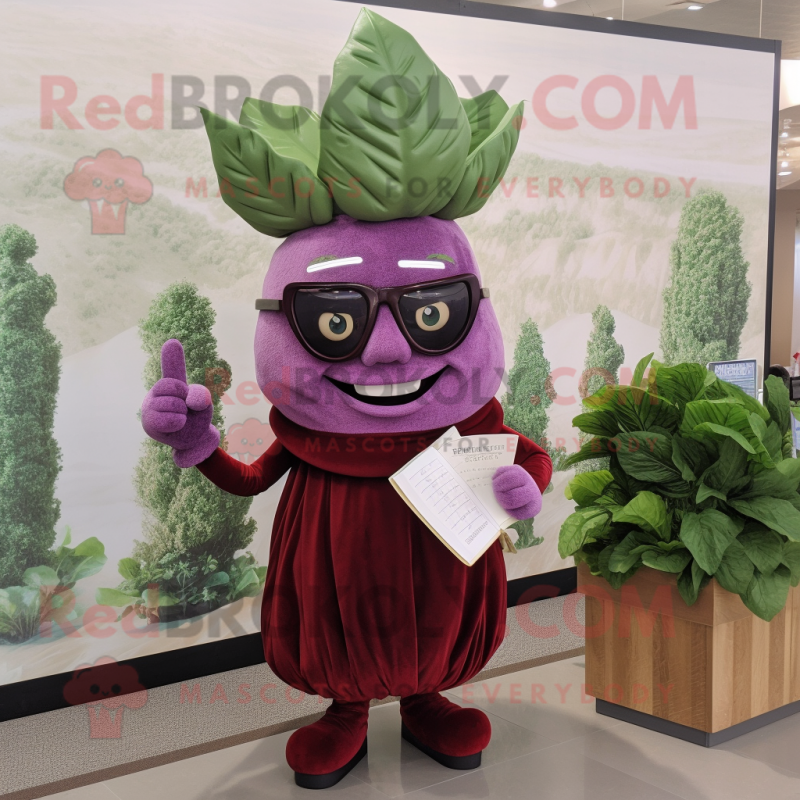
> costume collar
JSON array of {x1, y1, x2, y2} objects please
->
[{"x1": 269, "y1": 399, "x2": 505, "y2": 478}]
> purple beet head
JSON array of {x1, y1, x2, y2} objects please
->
[{"x1": 255, "y1": 215, "x2": 505, "y2": 435}]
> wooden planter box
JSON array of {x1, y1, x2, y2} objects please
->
[{"x1": 578, "y1": 562, "x2": 800, "y2": 745}]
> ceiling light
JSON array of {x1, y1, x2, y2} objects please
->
[
  {"x1": 783, "y1": 161, "x2": 790, "y2": 168},
  {"x1": 543, "y1": 0, "x2": 557, "y2": 6},
  {"x1": 779, "y1": 171, "x2": 792, "y2": 176},
  {"x1": 687, "y1": 4, "x2": 703, "y2": 9},
  {"x1": 606, "y1": 16, "x2": 614, "y2": 19}
]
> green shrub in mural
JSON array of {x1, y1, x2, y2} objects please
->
[
  {"x1": 501, "y1": 318, "x2": 559, "y2": 549},
  {"x1": 96, "y1": 282, "x2": 260, "y2": 622},
  {"x1": 0, "y1": 224, "x2": 62, "y2": 586},
  {"x1": 576, "y1": 305, "x2": 625, "y2": 474},
  {"x1": 0, "y1": 226, "x2": 106, "y2": 643},
  {"x1": 660, "y1": 190, "x2": 751, "y2": 366}
]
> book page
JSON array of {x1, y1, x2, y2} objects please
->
[
  {"x1": 437, "y1": 431, "x2": 518, "y2": 528},
  {"x1": 390, "y1": 429, "x2": 519, "y2": 566},
  {"x1": 390, "y1": 447, "x2": 499, "y2": 566}
]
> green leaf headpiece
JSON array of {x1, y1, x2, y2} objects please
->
[{"x1": 201, "y1": 8, "x2": 524, "y2": 237}]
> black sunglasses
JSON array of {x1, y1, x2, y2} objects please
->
[{"x1": 256, "y1": 274, "x2": 489, "y2": 363}]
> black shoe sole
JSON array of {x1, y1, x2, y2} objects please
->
[
  {"x1": 401, "y1": 722, "x2": 482, "y2": 770},
  {"x1": 294, "y1": 737, "x2": 367, "y2": 790}
]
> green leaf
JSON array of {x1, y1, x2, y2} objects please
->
[
  {"x1": 631, "y1": 353, "x2": 654, "y2": 389},
  {"x1": 705, "y1": 376, "x2": 771, "y2": 422},
  {"x1": 742, "y1": 565, "x2": 791, "y2": 621},
  {"x1": 737, "y1": 524, "x2": 785, "y2": 574},
  {"x1": 572, "y1": 410, "x2": 619, "y2": 438},
  {"x1": 565, "y1": 470, "x2": 614, "y2": 506},
  {"x1": 239, "y1": 97, "x2": 321, "y2": 173},
  {"x1": 781, "y1": 541, "x2": 800, "y2": 587},
  {"x1": 96, "y1": 588, "x2": 141, "y2": 607},
  {"x1": 615, "y1": 432, "x2": 691, "y2": 496},
  {"x1": 318, "y1": 8, "x2": 470, "y2": 221},
  {"x1": 641, "y1": 548, "x2": 692, "y2": 574},
  {"x1": 680, "y1": 509, "x2": 738, "y2": 574},
  {"x1": 558, "y1": 508, "x2": 610, "y2": 558},
  {"x1": 460, "y1": 90, "x2": 510, "y2": 153},
  {"x1": 696, "y1": 483, "x2": 727, "y2": 504},
  {"x1": 608, "y1": 531, "x2": 652, "y2": 573},
  {"x1": 738, "y1": 458, "x2": 800, "y2": 500},
  {"x1": 583, "y1": 387, "x2": 680, "y2": 435},
  {"x1": 235, "y1": 569, "x2": 259, "y2": 594},
  {"x1": 677, "y1": 560, "x2": 709, "y2": 606},
  {"x1": 762, "y1": 421, "x2": 784, "y2": 464},
  {"x1": 73, "y1": 537, "x2": 105, "y2": 558},
  {"x1": 63, "y1": 555, "x2": 107, "y2": 584},
  {"x1": 204, "y1": 571, "x2": 230, "y2": 589},
  {"x1": 648, "y1": 361, "x2": 709, "y2": 410},
  {"x1": 157, "y1": 594, "x2": 180, "y2": 608},
  {"x1": 764, "y1": 375, "x2": 790, "y2": 436},
  {"x1": 714, "y1": 538, "x2": 754, "y2": 594},
  {"x1": 118, "y1": 558, "x2": 141, "y2": 582},
  {"x1": 612, "y1": 491, "x2": 670, "y2": 540},
  {"x1": 436, "y1": 101, "x2": 524, "y2": 220},
  {"x1": 682, "y1": 400, "x2": 756, "y2": 453},
  {"x1": 671, "y1": 436, "x2": 712, "y2": 482},
  {"x1": 200, "y1": 107, "x2": 332, "y2": 237},
  {"x1": 700, "y1": 437, "x2": 749, "y2": 495},
  {"x1": 598, "y1": 543, "x2": 640, "y2": 589},
  {"x1": 729, "y1": 497, "x2": 800, "y2": 540},
  {"x1": 22, "y1": 566, "x2": 60, "y2": 589},
  {"x1": 562, "y1": 437, "x2": 612, "y2": 469}
]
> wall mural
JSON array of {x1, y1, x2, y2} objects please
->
[{"x1": 0, "y1": 0, "x2": 777, "y2": 685}]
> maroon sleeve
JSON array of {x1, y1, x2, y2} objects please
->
[
  {"x1": 196, "y1": 439, "x2": 296, "y2": 497},
  {"x1": 504, "y1": 426, "x2": 553, "y2": 492}
]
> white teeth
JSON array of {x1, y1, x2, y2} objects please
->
[{"x1": 354, "y1": 379, "x2": 421, "y2": 398}]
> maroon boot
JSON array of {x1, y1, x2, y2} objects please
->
[
  {"x1": 400, "y1": 692, "x2": 491, "y2": 770},
  {"x1": 286, "y1": 700, "x2": 369, "y2": 789}
]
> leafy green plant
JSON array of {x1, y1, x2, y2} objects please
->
[
  {"x1": 0, "y1": 529, "x2": 106, "y2": 643},
  {"x1": 559, "y1": 354, "x2": 800, "y2": 621},
  {"x1": 96, "y1": 551, "x2": 267, "y2": 623}
]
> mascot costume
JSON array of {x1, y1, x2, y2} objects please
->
[{"x1": 141, "y1": 9, "x2": 552, "y2": 790}]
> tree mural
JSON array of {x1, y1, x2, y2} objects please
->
[
  {"x1": 97, "y1": 283, "x2": 263, "y2": 623},
  {"x1": 577, "y1": 305, "x2": 625, "y2": 474},
  {"x1": 502, "y1": 318, "x2": 553, "y2": 549},
  {"x1": 660, "y1": 190, "x2": 751, "y2": 366},
  {"x1": 0, "y1": 224, "x2": 61, "y2": 587}
]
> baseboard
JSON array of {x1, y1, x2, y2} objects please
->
[{"x1": 596, "y1": 697, "x2": 800, "y2": 746}]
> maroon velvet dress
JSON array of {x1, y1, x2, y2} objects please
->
[{"x1": 198, "y1": 399, "x2": 552, "y2": 702}]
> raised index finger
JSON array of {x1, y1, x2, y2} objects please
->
[{"x1": 161, "y1": 339, "x2": 187, "y2": 383}]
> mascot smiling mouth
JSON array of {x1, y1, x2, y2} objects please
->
[{"x1": 326, "y1": 368, "x2": 447, "y2": 406}]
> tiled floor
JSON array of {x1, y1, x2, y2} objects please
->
[{"x1": 40, "y1": 656, "x2": 800, "y2": 800}]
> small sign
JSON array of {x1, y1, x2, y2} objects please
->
[{"x1": 707, "y1": 359, "x2": 758, "y2": 398}]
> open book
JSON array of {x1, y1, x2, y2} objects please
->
[{"x1": 389, "y1": 427, "x2": 519, "y2": 566}]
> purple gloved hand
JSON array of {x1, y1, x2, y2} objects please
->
[
  {"x1": 492, "y1": 465, "x2": 543, "y2": 520},
  {"x1": 141, "y1": 339, "x2": 220, "y2": 468}
]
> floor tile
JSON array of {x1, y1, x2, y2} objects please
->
[
  {"x1": 445, "y1": 656, "x2": 622, "y2": 744},
  {"x1": 350, "y1": 699, "x2": 557, "y2": 797},
  {"x1": 38, "y1": 785, "x2": 119, "y2": 800},
  {"x1": 101, "y1": 731, "x2": 385, "y2": 800},
  {"x1": 401, "y1": 740, "x2": 683, "y2": 800},
  {"x1": 719, "y1": 709, "x2": 800, "y2": 776},
  {"x1": 574, "y1": 719, "x2": 800, "y2": 800}
]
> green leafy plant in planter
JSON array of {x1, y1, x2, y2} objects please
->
[
  {"x1": 96, "y1": 551, "x2": 267, "y2": 624},
  {"x1": 0, "y1": 529, "x2": 106, "y2": 643},
  {"x1": 559, "y1": 354, "x2": 800, "y2": 622}
]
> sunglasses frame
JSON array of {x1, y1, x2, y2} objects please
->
[{"x1": 256, "y1": 274, "x2": 489, "y2": 363}]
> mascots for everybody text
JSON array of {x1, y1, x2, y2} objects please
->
[{"x1": 141, "y1": 9, "x2": 552, "y2": 789}]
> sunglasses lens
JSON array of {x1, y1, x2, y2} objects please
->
[
  {"x1": 293, "y1": 288, "x2": 369, "y2": 359},
  {"x1": 398, "y1": 281, "x2": 471, "y2": 352}
]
